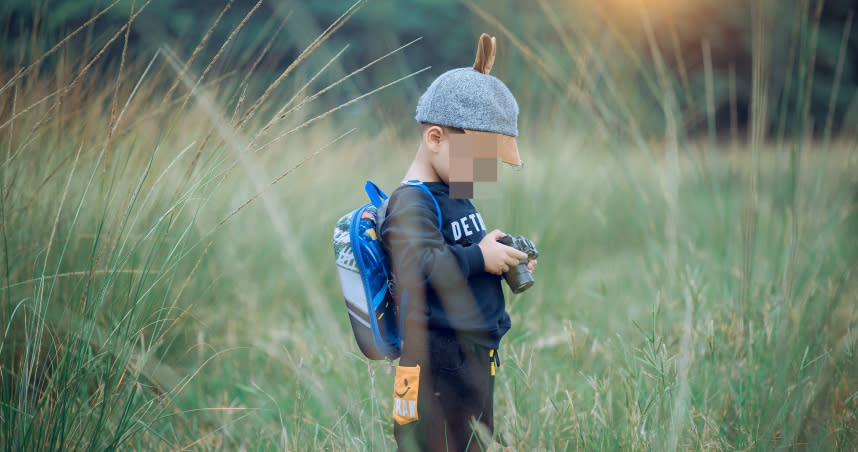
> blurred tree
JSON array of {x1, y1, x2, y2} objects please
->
[{"x1": 1, "y1": 0, "x2": 855, "y2": 138}]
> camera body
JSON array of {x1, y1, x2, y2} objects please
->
[{"x1": 496, "y1": 235, "x2": 539, "y2": 293}]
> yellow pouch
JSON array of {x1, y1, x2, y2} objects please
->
[{"x1": 392, "y1": 365, "x2": 420, "y2": 425}]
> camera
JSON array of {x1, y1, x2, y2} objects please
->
[{"x1": 496, "y1": 235, "x2": 539, "y2": 293}]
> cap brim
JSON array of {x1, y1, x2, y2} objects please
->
[{"x1": 463, "y1": 129, "x2": 521, "y2": 166}]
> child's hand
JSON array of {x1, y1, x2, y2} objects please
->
[
  {"x1": 479, "y1": 230, "x2": 528, "y2": 275},
  {"x1": 527, "y1": 259, "x2": 537, "y2": 274}
]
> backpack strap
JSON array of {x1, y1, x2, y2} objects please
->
[
  {"x1": 404, "y1": 179, "x2": 442, "y2": 230},
  {"x1": 365, "y1": 180, "x2": 388, "y2": 208}
]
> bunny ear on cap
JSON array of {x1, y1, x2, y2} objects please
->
[
  {"x1": 467, "y1": 33, "x2": 521, "y2": 166},
  {"x1": 473, "y1": 33, "x2": 496, "y2": 74}
]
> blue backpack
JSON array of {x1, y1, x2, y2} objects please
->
[{"x1": 332, "y1": 180, "x2": 441, "y2": 360}]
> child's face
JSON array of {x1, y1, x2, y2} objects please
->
[{"x1": 428, "y1": 126, "x2": 520, "y2": 199}]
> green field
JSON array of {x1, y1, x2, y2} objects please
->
[{"x1": 2, "y1": 7, "x2": 858, "y2": 451}]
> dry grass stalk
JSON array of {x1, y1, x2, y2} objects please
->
[
  {"x1": 161, "y1": 0, "x2": 235, "y2": 105},
  {"x1": 235, "y1": 0, "x2": 368, "y2": 129},
  {"x1": 249, "y1": 66, "x2": 431, "y2": 157},
  {"x1": 176, "y1": 0, "x2": 264, "y2": 115},
  {"x1": 0, "y1": 0, "x2": 153, "y2": 135},
  {"x1": 0, "y1": 0, "x2": 123, "y2": 96}
]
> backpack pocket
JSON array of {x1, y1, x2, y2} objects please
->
[{"x1": 392, "y1": 365, "x2": 420, "y2": 425}]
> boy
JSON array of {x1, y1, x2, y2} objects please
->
[{"x1": 379, "y1": 34, "x2": 536, "y2": 451}]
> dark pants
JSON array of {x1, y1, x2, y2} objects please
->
[{"x1": 394, "y1": 329, "x2": 497, "y2": 452}]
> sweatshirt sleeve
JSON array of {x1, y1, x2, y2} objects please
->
[{"x1": 379, "y1": 187, "x2": 485, "y2": 292}]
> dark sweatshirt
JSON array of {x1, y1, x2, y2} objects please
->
[{"x1": 379, "y1": 181, "x2": 510, "y2": 349}]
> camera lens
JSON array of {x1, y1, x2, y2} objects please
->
[{"x1": 503, "y1": 261, "x2": 534, "y2": 294}]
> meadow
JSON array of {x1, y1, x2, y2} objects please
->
[{"x1": 2, "y1": 2, "x2": 858, "y2": 450}]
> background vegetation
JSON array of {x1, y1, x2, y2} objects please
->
[
  {"x1": 1, "y1": 0, "x2": 857, "y2": 450},
  {"x1": 3, "y1": 0, "x2": 857, "y2": 136}
]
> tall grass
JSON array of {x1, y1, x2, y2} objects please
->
[
  {"x1": 0, "y1": 0, "x2": 430, "y2": 448},
  {"x1": 2, "y1": 0, "x2": 857, "y2": 450}
]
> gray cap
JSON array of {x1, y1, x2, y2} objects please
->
[{"x1": 415, "y1": 67, "x2": 519, "y2": 137}]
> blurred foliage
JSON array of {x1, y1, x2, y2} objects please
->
[{"x1": 1, "y1": 0, "x2": 856, "y2": 138}]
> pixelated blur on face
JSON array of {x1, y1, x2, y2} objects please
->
[{"x1": 448, "y1": 133, "x2": 500, "y2": 199}]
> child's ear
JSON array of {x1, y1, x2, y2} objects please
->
[
  {"x1": 473, "y1": 33, "x2": 497, "y2": 75},
  {"x1": 424, "y1": 125, "x2": 444, "y2": 150}
]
